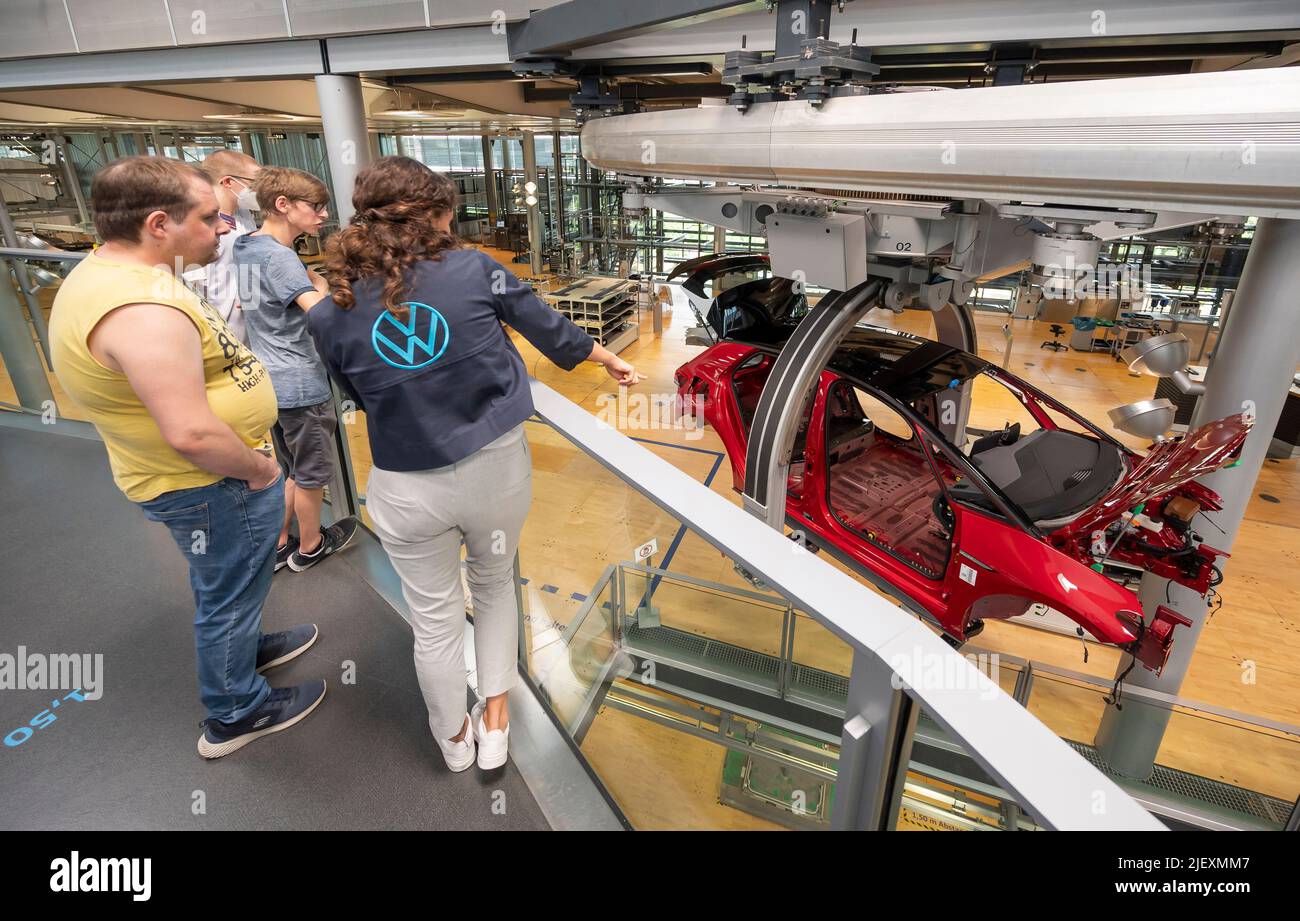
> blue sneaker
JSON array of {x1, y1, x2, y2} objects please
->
[
  {"x1": 256, "y1": 623, "x2": 319, "y2": 673},
  {"x1": 197, "y1": 680, "x2": 327, "y2": 760}
]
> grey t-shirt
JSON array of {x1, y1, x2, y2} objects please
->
[{"x1": 231, "y1": 233, "x2": 332, "y2": 409}]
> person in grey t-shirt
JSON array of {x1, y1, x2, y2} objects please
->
[{"x1": 231, "y1": 166, "x2": 358, "y2": 574}]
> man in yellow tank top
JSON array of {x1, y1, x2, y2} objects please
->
[{"x1": 49, "y1": 156, "x2": 327, "y2": 759}]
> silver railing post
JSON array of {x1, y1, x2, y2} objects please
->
[{"x1": 830, "y1": 649, "x2": 918, "y2": 831}]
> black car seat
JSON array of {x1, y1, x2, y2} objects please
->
[{"x1": 969, "y1": 429, "x2": 1123, "y2": 524}]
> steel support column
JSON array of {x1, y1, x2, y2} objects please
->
[
  {"x1": 0, "y1": 196, "x2": 52, "y2": 366},
  {"x1": 521, "y1": 131, "x2": 544, "y2": 276},
  {"x1": 54, "y1": 135, "x2": 90, "y2": 227},
  {"x1": 552, "y1": 129, "x2": 566, "y2": 250},
  {"x1": 0, "y1": 254, "x2": 55, "y2": 411},
  {"x1": 314, "y1": 74, "x2": 373, "y2": 226},
  {"x1": 930, "y1": 301, "x2": 979, "y2": 445},
  {"x1": 480, "y1": 133, "x2": 499, "y2": 231},
  {"x1": 577, "y1": 135, "x2": 591, "y2": 268},
  {"x1": 1095, "y1": 217, "x2": 1300, "y2": 778}
]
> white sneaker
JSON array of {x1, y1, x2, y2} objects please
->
[
  {"x1": 435, "y1": 713, "x2": 475, "y2": 772},
  {"x1": 472, "y1": 699, "x2": 509, "y2": 770}
]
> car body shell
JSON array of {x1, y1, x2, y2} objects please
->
[{"x1": 673, "y1": 288, "x2": 1249, "y2": 672}]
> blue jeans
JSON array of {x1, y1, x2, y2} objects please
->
[{"x1": 139, "y1": 473, "x2": 284, "y2": 723}]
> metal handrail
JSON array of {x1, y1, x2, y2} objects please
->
[
  {"x1": 529, "y1": 378, "x2": 1164, "y2": 830},
  {"x1": 963, "y1": 643, "x2": 1300, "y2": 740},
  {"x1": 0, "y1": 246, "x2": 86, "y2": 263}
]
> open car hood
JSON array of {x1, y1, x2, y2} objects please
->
[{"x1": 1060, "y1": 413, "x2": 1251, "y2": 538}]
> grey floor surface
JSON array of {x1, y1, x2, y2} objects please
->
[{"x1": 0, "y1": 425, "x2": 548, "y2": 830}]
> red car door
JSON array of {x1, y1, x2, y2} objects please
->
[{"x1": 799, "y1": 379, "x2": 957, "y2": 628}]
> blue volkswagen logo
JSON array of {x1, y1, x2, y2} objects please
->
[{"x1": 371, "y1": 302, "x2": 450, "y2": 370}]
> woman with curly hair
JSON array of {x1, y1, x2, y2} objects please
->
[{"x1": 309, "y1": 155, "x2": 641, "y2": 772}]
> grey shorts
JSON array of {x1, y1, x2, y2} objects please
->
[{"x1": 271, "y1": 399, "x2": 338, "y2": 489}]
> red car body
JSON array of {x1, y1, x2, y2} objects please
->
[{"x1": 673, "y1": 271, "x2": 1248, "y2": 673}]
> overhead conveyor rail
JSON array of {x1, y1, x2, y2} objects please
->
[{"x1": 580, "y1": 68, "x2": 1300, "y2": 219}]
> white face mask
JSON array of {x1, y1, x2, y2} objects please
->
[{"x1": 234, "y1": 180, "x2": 260, "y2": 213}]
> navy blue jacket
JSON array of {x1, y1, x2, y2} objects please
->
[{"x1": 307, "y1": 248, "x2": 594, "y2": 470}]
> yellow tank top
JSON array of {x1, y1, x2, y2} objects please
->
[{"x1": 49, "y1": 251, "x2": 279, "y2": 502}]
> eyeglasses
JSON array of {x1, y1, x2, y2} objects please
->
[{"x1": 293, "y1": 199, "x2": 329, "y2": 215}]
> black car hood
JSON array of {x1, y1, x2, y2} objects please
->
[{"x1": 668, "y1": 252, "x2": 771, "y2": 297}]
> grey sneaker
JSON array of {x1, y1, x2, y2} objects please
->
[{"x1": 287, "y1": 517, "x2": 359, "y2": 572}]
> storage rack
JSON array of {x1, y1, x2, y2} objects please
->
[{"x1": 541, "y1": 276, "x2": 640, "y2": 355}]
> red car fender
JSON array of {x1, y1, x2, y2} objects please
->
[{"x1": 948, "y1": 508, "x2": 1142, "y2": 647}]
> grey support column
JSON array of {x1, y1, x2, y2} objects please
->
[
  {"x1": 97, "y1": 131, "x2": 117, "y2": 165},
  {"x1": 576, "y1": 136, "x2": 591, "y2": 268},
  {"x1": 931, "y1": 202, "x2": 982, "y2": 445},
  {"x1": 521, "y1": 130, "x2": 543, "y2": 276},
  {"x1": 0, "y1": 255, "x2": 55, "y2": 411},
  {"x1": 931, "y1": 302, "x2": 978, "y2": 445},
  {"x1": 552, "y1": 129, "x2": 565, "y2": 250},
  {"x1": 1095, "y1": 217, "x2": 1300, "y2": 778},
  {"x1": 314, "y1": 74, "x2": 374, "y2": 226},
  {"x1": 0, "y1": 195, "x2": 52, "y2": 366},
  {"x1": 480, "y1": 134, "x2": 499, "y2": 230},
  {"x1": 149, "y1": 128, "x2": 165, "y2": 157},
  {"x1": 54, "y1": 136, "x2": 90, "y2": 227},
  {"x1": 314, "y1": 74, "x2": 373, "y2": 521},
  {"x1": 652, "y1": 208, "x2": 664, "y2": 336}
]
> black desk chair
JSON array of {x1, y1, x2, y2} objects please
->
[{"x1": 1040, "y1": 324, "x2": 1068, "y2": 352}]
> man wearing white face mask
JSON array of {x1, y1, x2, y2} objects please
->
[{"x1": 185, "y1": 149, "x2": 263, "y2": 342}]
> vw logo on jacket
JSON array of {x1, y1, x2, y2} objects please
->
[{"x1": 371, "y1": 302, "x2": 450, "y2": 370}]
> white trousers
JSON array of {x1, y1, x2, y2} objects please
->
[{"x1": 365, "y1": 424, "x2": 531, "y2": 740}]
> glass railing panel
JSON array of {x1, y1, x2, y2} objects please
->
[
  {"x1": 336, "y1": 403, "x2": 375, "y2": 529},
  {"x1": 513, "y1": 437, "x2": 833, "y2": 828},
  {"x1": 901, "y1": 652, "x2": 1039, "y2": 831},
  {"x1": 1155, "y1": 705, "x2": 1299, "y2": 827},
  {"x1": 618, "y1": 564, "x2": 789, "y2": 694},
  {"x1": 1025, "y1": 669, "x2": 1111, "y2": 744},
  {"x1": 579, "y1": 678, "x2": 813, "y2": 830},
  {"x1": 0, "y1": 253, "x2": 88, "y2": 424},
  {"x1": 787, "y1": 611, "x2": 851, "y2": 713},
  {"x1": 520, "y1": 564, "x2": 620, "y2": 735},
  {"x1": 1022, "y1": 670, "x2": 1300, "y2": 829}
]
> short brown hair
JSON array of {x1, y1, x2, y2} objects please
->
[
  {"x1": 91, "y1": 155, "x2": 210, "y2": 243},
  {"x1": 255, "y1": 166, "x2": 329, "y2": 214},
  {"x1": 199, "y1": 149, "x2": 259, "y2": 184}
]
